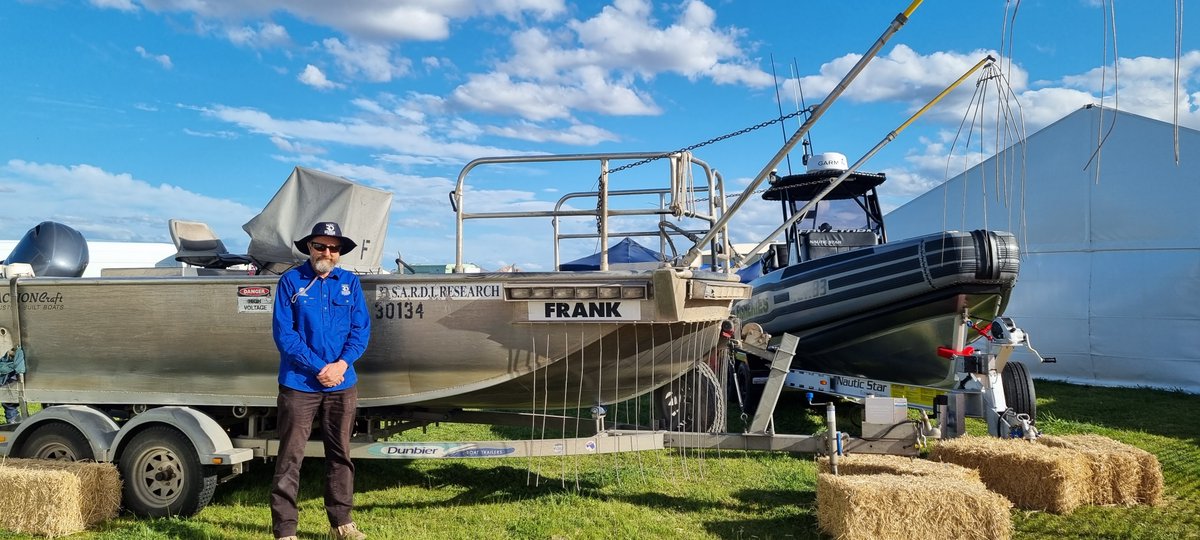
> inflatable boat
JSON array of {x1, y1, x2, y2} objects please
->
[{"x1": 733, "y1": 154, "x2": 1019, "y2": 389}]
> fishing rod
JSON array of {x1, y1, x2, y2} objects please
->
[
  {"x1": 769, "y1": 53, "x2": 794, "y2": 176},
  {"x1": 733, "y1": 54, "x2": 998, "y2": 269},
  {"x1": 792, "y1": 57, "x2": 814, "y2": 167},
  {"x1": 680, "y1": 0, "x2": 925, "y2": 267}
]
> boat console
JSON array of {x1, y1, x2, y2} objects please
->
[{"x1": 797, "y1": 229, "x2": 881, "y2": 261}]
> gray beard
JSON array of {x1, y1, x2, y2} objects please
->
[{"x1": 313, "y1": 258, "x2": 336, "y2": 274}]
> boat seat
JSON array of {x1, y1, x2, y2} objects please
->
[
  {"x1": 799, "y1": 229, "x2": 879, "y2": 261},
  {"x1": 762, "y1": 243, "x2": 789, "y2": 273},
  {"x1": 168, "y1": 219, "x2": 254, "y2": 269}
]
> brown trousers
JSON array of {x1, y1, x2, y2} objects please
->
[{"x1": 270, "y1": 385, "x2": 358, "y2": 538}]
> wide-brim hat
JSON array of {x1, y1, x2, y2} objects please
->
[{"x1": 294, "y1": 221, "x2": 358, "y2": 255}]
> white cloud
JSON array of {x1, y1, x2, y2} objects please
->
[
  {"x1": 349, "y1": 98, "x2": 387, "y2": 116},
  {"x1": 269, "y1": 136, "x2": 326, "y2": 155},
  {"x1": 114, "y1": 1, "x2": 775, "y2": 138},
  {"x1": 451, "y1": 71, "x2": 658, "y2": 120},
  {"x1": 446, "y1": 118, "x2": 484, "y2": 140},
  {"x1": 201, "y1": 104, "x2": 524, "y2": 162},
  {"x1": 134, "y1": 45, "x2": 173, "y2": 69},
  {"x1": 297, "y1": 64, "x2": 342, "y2": 90},
  {"x1": 450, "y1": 0, "x2": 770, "y2": 121},
  {"x1": 1005, "y1": 87, "x2": 1096, "y2": 130},
  {"x1": 89, "y1": 0, "x2": 137, "y2": 12},
  {"x1": 790, "y1": 46, "x2": 1200, "y2": 139},
  {"x1": 486, "y1": 120, "x2": 618, "y2": 145},
  {"x1": 876, "y1": 167, "x2": 942, "y2": 211},
  {"x1": 877, "y1": 125, "x2": 1026, "y2": 210},
  {"x1": 793, "y1": 45, "x2": 1022, "y2": 118},
  {"x1": 872, "y1": 49, "x2": 1200, "y2": 206},
  {"x1": 183, "y1": 128, "x2": 239, "y2": 139},
  {"x1": 421, "y1": 56, "x2": 447, "y2": 71},
  {"x1": 138, "y1": 0, "x2": 567, "y2": 42},
  {"x1": 320, "y1": 38, "x2": 410, "y2": 82},
  {"x1": 1055, "y1": 52, "x2": 1200, "y2": 130},
  {"x1": 452, "y1": 73, "x2": 573, "y2": 120},
  {"x1": 225, "y1": 22, "x2": 290, "y2": 48},
  {"x1": 0, "y1": 161, "x2": 256, "y2": 246},
  {"x1": 566, "y1": 0, "x2": 769, "y2": 85}
]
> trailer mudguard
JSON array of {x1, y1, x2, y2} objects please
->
[
  {"x1": 111, "y1": 406, "x2": 252, "y2": 465},
  {"x1": 2, "y1": 404, "x2": 119, "y2": 460}
]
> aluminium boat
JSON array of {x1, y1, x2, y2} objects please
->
[{"x1": 1, "y1": 154, "x2": 750, "y2": 412}]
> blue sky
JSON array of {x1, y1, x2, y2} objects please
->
[{"x1": 2, "y1": 0, "x2": 1196, "y2": 271}]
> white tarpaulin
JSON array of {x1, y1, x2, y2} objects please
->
[
  {"x1": 885, "y1": 105, "x2": 1200, "y2": 393},
  {"x1": 243, "y1": 167, "x2": 393, "y2": 273}
]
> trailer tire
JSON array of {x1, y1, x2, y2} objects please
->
[
  {"x1": 19, "y1": 423, "x2": 94, "y2": 461},
  {"x1": 119, "y1": 425, "x2": 217, "y2": 518},
  {"x1": 656, "y1": 362, "x2": 726, "y2": 433},
  {"x1": 1001, "y1": 361, "x2": 1037, "y2": 423}
]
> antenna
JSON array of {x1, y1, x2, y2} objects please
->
[
  {"x1": 769, "y1": 54, "x2": 794, "y2": 175},
  {"x1": 792, "y1": 58, "x2": 814, "y2": 166}
]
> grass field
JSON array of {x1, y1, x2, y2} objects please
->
[{"x1": 0, "y1": 380, "x2": 1196, "y2": 539}]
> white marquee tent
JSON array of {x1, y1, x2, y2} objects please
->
[
  {"x1": 1, "y1": 239, "x2": 179, "y2": 277},
  {"x1": 885, "y1": 105, "x2": 1200, "y2": 393}
]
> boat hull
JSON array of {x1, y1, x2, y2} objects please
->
[
  {"x1": 2, "y1": 269, "x2": 747, "y2": 409},
  {"x1": 735, "y1": 230, "x2": 1019, "y2": 388}
]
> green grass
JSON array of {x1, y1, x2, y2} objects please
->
[{"x1": 1, "y1": 381, "x2": 1197, "y2": 539}]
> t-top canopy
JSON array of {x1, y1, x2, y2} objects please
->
[{"x1": 762, "y1": 169, "x2": 886, "y2": 202}]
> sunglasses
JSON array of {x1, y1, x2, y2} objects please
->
[{"x1": 309, "y1": 241, "x2": 342, "y2": 253}]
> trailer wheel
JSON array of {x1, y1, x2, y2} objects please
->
[
  {"x1": 119, "y1": 426, "x2": 217, "y2": 518},
  {"x1": 19, "y1": 423, "x2": 94, "y2": 461},
  {"x1": 1001, "y1": 361, "x2": 1037, "y2": 422},
  {"x1": 656, "y1": 362, "x2": 726, "y2": 433}
]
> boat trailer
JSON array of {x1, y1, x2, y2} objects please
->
[
  {"x1": 723, "y1": 311, "x2": 1051, "y2": 447},
  {"x1": 175, "y1": 312, "x2": 1051, "y2": 466}
]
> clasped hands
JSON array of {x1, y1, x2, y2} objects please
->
[{"x1": 317, "y1": 359, "x2": 349, "y2": 388}]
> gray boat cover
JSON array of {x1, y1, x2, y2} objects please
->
[{"x1": 242, "y1": 167, "x2": 393, "y2": 273}]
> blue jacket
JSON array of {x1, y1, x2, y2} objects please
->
[{"x1": 272, "y1": 262, "x2": 371, "y2": 392}]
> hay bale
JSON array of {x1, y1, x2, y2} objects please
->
[
  {"x1": 0, "y1": 466, "x2": 84, "y2": 537},
  {"x1": 931, "y1": 436, "x2": 1090, "y2": 514},
  {"x1": 817, "y1": 473, "x2": 1012, "y2": 540},
  {"x1": 0, "y1": 458, "x2": 122, "y2": 537},
  {"x1": 816, "y1": 454, "x2": 981, "y2": 483},
  {"x1": 1037, "y1": 435, "x2": 1163, "y2": 506}
]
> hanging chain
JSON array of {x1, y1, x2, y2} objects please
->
[
  {"x1": 594, "y1": 108, "x2": 811, "y2": 235},
  {"x1": 693, "y1": 187, "x2": 770, "y2": 203},
  {"x1": 604, "y1": 108, "x2": 811, "y2": 177}
]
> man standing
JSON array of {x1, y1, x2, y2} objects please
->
[{"x1": 270, "y1": 222, "x2": 370, "y2": 540}]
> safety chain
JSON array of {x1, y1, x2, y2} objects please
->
[
  {"x1": 593, "y1": 108, "x2": 811, "y2": 234},
  {"x1": 693, "y1": 187, "x2": 769, "y2": 203},
  {"x1": 603, "y1": 108, "x2": 811, "y2": 177}
]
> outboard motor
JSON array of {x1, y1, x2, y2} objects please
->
[{"x1": 3, "y1": 221, "x2": 89, "y2": 277}]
